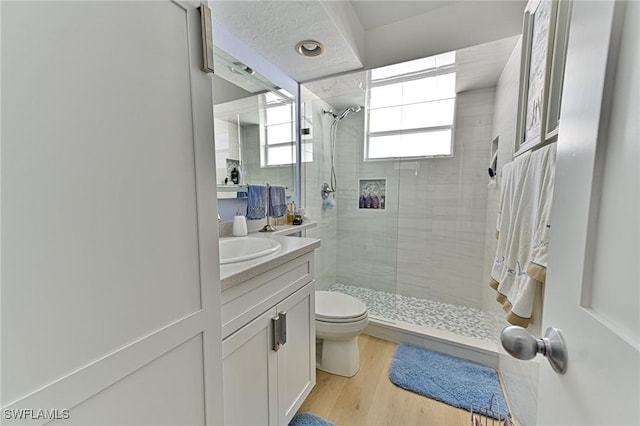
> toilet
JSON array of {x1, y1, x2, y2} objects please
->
[{"x1": 315, "y1": 291, "x2": 369, "y2": 377}]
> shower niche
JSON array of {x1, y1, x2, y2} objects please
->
[{"x1": 358, "y1": 178, "x2": 387, "y2": 210}]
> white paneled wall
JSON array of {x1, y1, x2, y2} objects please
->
[{"x1": 2, "y1": 2, "x2": 222, "y2": 424}]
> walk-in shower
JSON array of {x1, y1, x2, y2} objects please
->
[
  {"x1": 301, "y1": 41, "x2": 518, "y2": 364},
  {"x1": 320, "y1": 105, "x2": 362, "y2": 206}
]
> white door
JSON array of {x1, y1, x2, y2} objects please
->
[
  {"x1": 1, "y1": 2, "x2": 223, "y2": 425},
  {"x1": 536, "y1": 1, "x2": 639, "y2": 425}
]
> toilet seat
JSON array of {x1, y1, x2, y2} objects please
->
[{"x1": 316, "y1": 291, "x2": 367, "y2": 323}]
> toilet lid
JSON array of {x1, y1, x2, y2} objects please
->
[{"x1": 316, "y1": 291, "x2": 367, "y2": 321}]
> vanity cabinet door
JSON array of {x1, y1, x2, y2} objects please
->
[
  {"x1": 222, "y1": 280, "x2": 316, "y2": 425},
  {"x1": 222, "y1": 307, "x2": 278, "y2": 426},
  {"x1": 276, "y1": 283, "x2": 316, "y2": 425}
]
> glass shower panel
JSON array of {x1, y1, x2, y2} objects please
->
[
  {"x1": 299, "y1": 95, "x2": 338, "y2": 293},
  {"x1": 332, "y1": 107, "x2": 400, "y2": 324},
  {"x1": 300, "y1": 78, "x2": 400, "y2": 324}
]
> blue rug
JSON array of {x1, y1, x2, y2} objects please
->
[
  {"x1": 289, "y1": 412, "x2": 336, "y2": 426},
  {"x1": 389, "y1": 344, "x2": 508, "y2": 419}
]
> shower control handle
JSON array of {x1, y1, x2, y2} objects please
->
[
  {"x1": 501, "y1": 326, "x2": 568, "y2": 374},
  {"x1": 321, "y1": 182, "x2": 333, "y2": 200}
]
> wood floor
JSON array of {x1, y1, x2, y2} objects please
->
[{"x1": 298, "y1": 334, "x2": 470, "y2": 426}]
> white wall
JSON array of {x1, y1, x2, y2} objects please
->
[{"x1": 364, "y1": 1, "x2": 526, "y2": 70}]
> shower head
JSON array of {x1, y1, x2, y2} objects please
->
[
  {"x1": 336, "y1": 105, "x2": 362, "y2": 121},
  {"x1": 323, "y1": 106, "x2": 362, "y2": 122}
]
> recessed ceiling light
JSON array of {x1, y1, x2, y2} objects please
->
[{"x1": 295, "y1": 40, "x2": 325, "y2": 57}]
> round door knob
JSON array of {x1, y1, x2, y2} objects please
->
[
  {"x1": 501, "y1": 326, "x2": 544, "y2": 360},
  {"x1": 500, "y1": 325, "x2": 568, "y2": 374}
]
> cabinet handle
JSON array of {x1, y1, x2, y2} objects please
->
[
  {"x1": 278, "y1": 311, "x2": 287, "y2": 346},
  {"x1": 271, "y1": 316, "x2": 281, "y2": 352}
]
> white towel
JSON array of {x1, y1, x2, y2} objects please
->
[
  {"x1": 527, "y1": 144, "x2": 557, "y2": 283},
  {"x1": 490, "y1": 144, "x2": 556, "y2": 327}
]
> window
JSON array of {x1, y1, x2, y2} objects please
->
[
  {"x1": 261, "y1": 92, "x2": 312, "y2": 167},
  {"x1": 263, "y1": 103, "x2": 295, "y2": 166},
  {"x1": 366, "y1": 52, "x2": 456, "y2": 160}
]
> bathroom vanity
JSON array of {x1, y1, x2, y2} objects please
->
[{"x1": 220, "y1": 235, "x2": 320, "y2": 425}]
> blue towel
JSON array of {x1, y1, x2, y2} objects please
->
[
  {"x1": 269, "y1": 185, "x2": 287, "y2": 218},
  {"x1": 246, "y1": 185, "x2": 266, "y2": 220}
]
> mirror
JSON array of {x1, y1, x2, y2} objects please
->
[{"x1": 213, "y1": 48, "x2": 297, "y2": 200}]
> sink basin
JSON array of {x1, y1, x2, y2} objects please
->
[{"x1": 219, "y1": 237, "x2": 282, "y2": 264}]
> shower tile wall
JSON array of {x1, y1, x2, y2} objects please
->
[
  {"x1": 333, "y1": 88, "x2": 495, "y2": 308},
  {"x1": 335, "y1": 115, "x2": 399, "y2": 295},
  {"x1": 397, "y1": 88, "x2": 495, "y2": 308}
]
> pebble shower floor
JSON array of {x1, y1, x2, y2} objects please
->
[{"x1": 330, "y1": 283, "x2": 507, "y2": 343}]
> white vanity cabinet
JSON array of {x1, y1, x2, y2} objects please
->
[{"x1": 221, "y1": 251, "x2": 316, "y2": 426}]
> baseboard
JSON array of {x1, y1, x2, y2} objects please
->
[{"x1": 364, "y1": 318, "x2": 500, "y2": 369}]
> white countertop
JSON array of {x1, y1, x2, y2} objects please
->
[
  {"x1": 218, "y1": 219, "x2": 317, "y2": 238},
  {"x1": 219, "y1": 233, "x2": 320, "y2": 291},
  {"x1": 268, "y1": 220, "x2": 317, "y2": 236}
]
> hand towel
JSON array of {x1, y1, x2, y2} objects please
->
[
  {"x1": 269, "y1": 185, "x2": 287, "y2": 218},
  {"x1": 489, "y1": 143, "x2": 556, "y2": 327},
  {"x1": 246, "y1": 185, "x2": 266, "y2": 220}
]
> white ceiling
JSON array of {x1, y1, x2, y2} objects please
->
[
  {"x1": 350, "y1": 1, "x2": 459, "y2": 30},
  {"x1": 210, "y1": 0, "x2": 526, "y2": 83},
  {"x1": 302, "y1": 35, "x2": 520, "y2": 110}
]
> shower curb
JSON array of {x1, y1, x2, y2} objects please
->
[{"x1": 364, "y1": 318, "x2": 500, "y2": 369}]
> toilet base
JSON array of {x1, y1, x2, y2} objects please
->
[{"x1": 316, "y1": 336, "x2": 360, "y2": 377}]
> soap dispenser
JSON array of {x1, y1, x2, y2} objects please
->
[{"x1": 232, "y1": 206, "x2": 248, "y2": 237}]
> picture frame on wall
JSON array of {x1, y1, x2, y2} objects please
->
[
  {"x1": 515, "y1": 0, "x2": 558, "y2": 154},
  {"x1": 544, "y1": 0, "x2": 572, "y2": 140}
]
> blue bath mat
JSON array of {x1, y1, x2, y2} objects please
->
[
  {"x1": 389, "y1": 344, "x2": 508, "y2": 419},
  {"x1": 289, "y1": 412, "x2": 336, "y2": 426}
]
